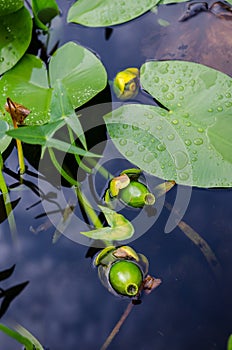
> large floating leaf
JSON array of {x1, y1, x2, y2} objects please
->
[
  {"x1": 0, "y1": 0, "x2": 23, "y2": 16},
  {"x1": 49, "y1": 42, "x2": 107, "y2": 109},
  {"x1": 0, "y1": 121, "x2": 12, "y2": 152},
  {"x1": 32, "y1": 0, "x2": 59, "y2": 31},
  {"x1": 104, "y1": 61, "x2": 232, "y2": 188},
  {"x1": 0, "y1": 54, "x2": 51, "y2": 125},
  {"x1": 0, "y1": 42, "x2": 107, "y2": 125},
  {"x1": 0, "y1": 7, "x2": 32, "y2": 75},
  {"x1": 80, "y1": 206, "x2": 134, "y2": 241},
  {"x1": 67, "y1": 0, "x2": 160, "y2": 27}
]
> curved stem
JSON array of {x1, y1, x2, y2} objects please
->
[
  {"x1": 100, "y1": 302, "x2": 134, "y2": 350},
  {"x1": 75, "y1": 187, "x2": 103, "y2": 229},
  {"x1": 48, "y1": 147, "x2": 79, "y2": 187},
  {"x1": 48, "y1": 147, "x2": 102, "y2": 228},
  {"x1": 67, "y1": 125, "x2": 92, "y2": 174}
]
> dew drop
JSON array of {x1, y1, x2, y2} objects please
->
[
  {"x1": 208, "y1": 108, "x2": 213, "y2": 113},
  {"x1": 138, "y1": 145, "x2": 145, "y2": 152},
  {"x1": 225, "y1": 92, "x2": 231, "y2": 98},
  {"x1": 126, "y1": 150, "x2": 134, "y2": 157},
  {"x1": 157, "y1": 143, "x2": 166, "y2": 152},
  {"x1": 190, "y1": 79, "x2": 195, "y2": 87},
  {"x1": 153, "y1": 76, "x2": 159, "y2": 83},
  {"x1": 166, "y1": 92, "x2": 174, "y2": 100},
  {"x1": 172, "y1": 119, "x2": 179, "y2": 125},
  {"x1": 162, "y1": 84, "x2": 169, "y2": 92},
  {"x1": 186, "y1": 121, "x2": 192, "y2": 127},
  {"x1": 193, "y1": 138, "x2": 203, "y2": 145},
  {"x1": 143, "y1": 153, "x2": 154, "y2": 163},
  {"x1": 184, "y1": 139, "x2": 192, "y2": 146},
  {"x1": 123, "y1": 124, "x2": 128, "y2": 129},
  {"x1": 178, "y1": 86, "x2": 184, "y2": 91},
  {"x1": 119, "y1": 139, "x2": 127, "y2": 146},
  {"x1": 175, "y1": 78, "x2": 182, "y2": 84},
  {"x1": 197, "y1": 128, "x2": 204, "y2": 133},
  {"x1": 173, "y1": 150, "x2": 189, "y2": 170},
  {"x1": 217, "y1": 106, "x2": 223, "y2": 112},
  {"x1": 0, "y1": 57, "x2": 4, "y2": 62},
  {"x1": 178, "y1": 172, "x2": 189, "y2": 181},
  {"x1": 167, "y1": 134, "x2": 175, "y2": 141}
]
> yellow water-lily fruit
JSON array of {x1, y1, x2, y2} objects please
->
[{"x1": 113, "y1": 67, "x2": 140, "y2": 100}]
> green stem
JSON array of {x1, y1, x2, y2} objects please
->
[
  {"x1": 16, "y1": 138, "x2": 25, "y2": 174},
  {"x1": 0, "y1": 153, "x2": 17, "y2": 241},
  {"x1": 0, "y1": 154, "x2": 8, "y2": 194},
  {"x1": 85, "y1": 157, "x2": 113, "y2": 180},
  {"x1": 75, "y1": 187, "x2": 103, "y2": 229},
  {"x1": 48, "y1": 147, "x2": 79, "y2": 187},
  {"x1": 67, "y1": 125, "x2": 92, "y2": 174},
  {"x1": 48, "y1": 147, "x2": 102, "y2": 228}
]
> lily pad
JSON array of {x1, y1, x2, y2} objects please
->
[
  {"x1": 104, "y1": 61, "x2": 232, "y2": 188},
  {"x1": 0, "y1": 7, "x2": 32, "y2": 75},
  {"x1": 80, "y1": 206, "x2": 134, "y2": 241},
  {"x1": 0, "y1": 42, "x2": 107, "y2": 125},
  {"x1": 32, "y1": 0, "x2": 59, "y2": 31},
  {"x1": 67, "y1": 0, "x2": 160, "y2": 27},
  {"x1": 0, "y1": 120, "x2": 12, "y2": 152},
  {"x1": 0, "y1": 0, "x2": 23, "y2": 16}
]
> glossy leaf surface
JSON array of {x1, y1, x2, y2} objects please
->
[
  {"x1": 32, "y1": 0, "x2": 59, "y2": 30},
  {"x1": 67, "y1": 0, "x2": 160, "y2": 27},
  {"x1": 104, "y1": 61, "x2": 232, "y2": 188},
  {"x1": 80, "y1": 206, "x2": 134, "y2": 241},
  {"x1": 0, "y1": 0, "x2": 23, "y2": 16},
  {"x1": 0, "y1": 7, "x2": 32, "y2": 75},
  {"x1": 0, "y1": 42, "x2": 107, "y2": 125},
  {"x1": 0, "y1": 121, "x2": 12, "y2": 152}
]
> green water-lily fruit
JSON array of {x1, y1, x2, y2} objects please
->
[
  {"x1": 95, "y1": 245, "x2": 149, "y2": 298},
  {"x1": 113, "y1": 67, "x2": 140, "y2": 100},
  {"x1": 119, "y1": 180, "x2": 155, "y2": 208},
  {"x1": 109, "y1": 260, "x2": 143, "y2": 296}
]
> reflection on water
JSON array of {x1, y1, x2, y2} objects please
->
[{"x1": 0, "y1": 0, "x2": 232, "y2": 349}]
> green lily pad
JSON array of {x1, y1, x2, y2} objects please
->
[
  {"x1": 49, "y1": 42, "x2": 107, "y2": 109},
  {"x1": 104, "y1": 61, "x2": 232, "y2": 188},
  {"x1": 0, "y1": 0, "x2": 23, "y2": 16},
  {"x1": 0, "y1": 7, "x2": 32, "y2": 75},
  {"x1": 0, "y1": 120, "x2": 12, "y2": 152},
  {"x1": 0, "y1": 54, "x2": 51, "y2": 125},
  {"x1": 0, "y1": 42, "x2": 107, "y2": 125},
  {"x1": 32, "y1": 0, "x2": 59, "y2": 31},
  {"x1": 67, "y1": 0, "x2": 160, "y2": 27},
  {"x1": 80, "y1": 206, "x2": 134, "y2": 241}
]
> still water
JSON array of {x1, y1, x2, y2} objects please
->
[{"x1": 0, "y1": 1, "x2": 232, "y2": 349}]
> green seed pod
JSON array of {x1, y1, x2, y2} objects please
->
[
  {"x1": 95, "y1": 245, "x2": 149, "y2": 298},
  {"x1": 109, "y1": 260, "x2": 143, "y2": 297},
  {"x1": 119, "y1": 181, "x2": 155, "y2": 208}
]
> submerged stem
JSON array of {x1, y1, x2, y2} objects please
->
[
  {"x1": 165, "y1": 201, "x2": 221, "y2": 278},
  {"x1": 100, "y1": 302, "x2": 134, "y2": 350}
]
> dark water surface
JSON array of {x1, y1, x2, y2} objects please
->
[{"x1": 0, "y1": 1, "x2": 232, "y2": 349}]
